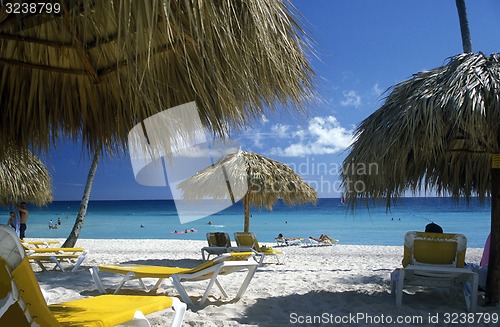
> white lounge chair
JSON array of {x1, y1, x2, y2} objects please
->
[
  {"x1": 90, "y1": 252, "x2": 259, "y2": 306},
  {"x1": 307, "y1": 235, "x2": 338, "y2": 246},
  {"x1": 390, "y1": 231, "x2": 478, "y2": 312},
  {"x1": 22, "y1": 240, "x2": 61, "y2": 248},
  {"x1": 23, "y1": 246, "x2": 88, "y2": 272},
  {"x1": 275, "y1": 235, "x2": 304, "y2": 247}
]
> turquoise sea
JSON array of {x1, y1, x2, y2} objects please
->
[{"x1": 5, "y1": 197, "x2": 491, "y2": 248}]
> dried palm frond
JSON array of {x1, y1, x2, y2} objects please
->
[
  {"x1": 342, "y1": 52, "x2": 500, "y2": 205},
  {"x1": 178, "y1": 150, "x2": 317, "y2": 231},
  {"x1": 0, "y1": 0, "x2": 315, "y2": 156},
  {"x1": 0, "y1": 147, "x2": 52, "y2": 206}
]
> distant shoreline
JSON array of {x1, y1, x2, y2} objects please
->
[{"x1": 31, "y1": 196, "x2": 495, "y2": 203}]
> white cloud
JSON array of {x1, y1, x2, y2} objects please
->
[
  {"x1": 293, "y1": 128, "x2": 306, "y2": 139},
  {"x1": 251, "y1": 132, "x2": 263, "y2": 148},
  {"x1": 340, "y1": 90, "x2": 361, "y2": 108},
  {"x1": 261, "y1": 115, "x2": 269, "y2": 124},
  {"x1": 269, "y1": 116, "x2": 354, "y2": 157},
  {"x1": 270, "y1": 124, "x2": 290, "y2": 138}
]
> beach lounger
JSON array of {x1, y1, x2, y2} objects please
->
[
  {"x1": 275, "y1": 235, "x2": 304, "y2": 247},
  {"x1": 0, "y1": 225, "x2": 186, "y2": 327},
  {"x1": 23, "y1": 245, "x2": 88, "y2": 272},
  {"x1": 390, "y1": 231, "x2": 478, "y2": 312},
  {"x1": 234, "y1": 232, "x2": 285, "y2": 265},
  {"x1": 307, "y1": 235, "x2": 338, "y2": 246},
  {"x1": 23, "y1": 240, "x2": 61, "y2": 248},
  {"x1": 90, "y1": 252, "x2": 259, "y2": 306},
  {"x1": 201, "y1": 232, "x2": 232, "y2": 260}
]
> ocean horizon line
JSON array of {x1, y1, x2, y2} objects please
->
[
  {"x1": 11, "y1": 197, "x2": 492, "y2": 247},
  {"x1": 46, "y1": 195, "x2": 492, "y2": 203}
]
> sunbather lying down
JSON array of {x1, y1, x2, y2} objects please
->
[
  {"x1": 309, "y1": 234, "x2": 333, "y2": 242},
  {"x1": 275, "y1": 233, "x2": 303, "y2": 246}
]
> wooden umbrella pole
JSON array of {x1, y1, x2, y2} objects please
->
[
  {"x1": 243, "y1": 193, "x2": 250, "y2": 232},
  {"x1": 487, "y1": 154, "x2": 500, "y2": 304}
]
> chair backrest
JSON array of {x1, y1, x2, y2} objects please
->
[
  {"x1": 0, "y1": 225, "x2": 60, "y2": 326},
  {"x1": 234, "y1": 232, "x2": 260, "y2": 250},
  {"x1": 0, "y1": 257, "x2": 32, "y2": 327},
  {"x1": 206, "y1": 232, "x2": 231, "y2": 247},
  {"x1": 402, "y1": 231, "x2": 467, "y2": 268}
]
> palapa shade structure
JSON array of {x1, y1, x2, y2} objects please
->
[
  {"x1": 0, "y1": 0, "x2": 314, "y2": 156},
  {"x1": 178, "y1": 151, "x2": 318, "y2": 232},
  {"x1": 341, "y1": 52, "x2": 500, "y2": 303},
  {"x1": 0, "y1": 147, "x2": 52, "y2": 206}
]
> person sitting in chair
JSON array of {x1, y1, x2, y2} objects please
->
[{"x1": 425, "y1": 222, "x2": 443, "y2": 233}]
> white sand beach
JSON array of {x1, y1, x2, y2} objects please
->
[{"x1": 32, "y1": 239, "x2": 496, "y2": 327}]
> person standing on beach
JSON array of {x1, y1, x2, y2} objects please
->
[{"x1": 16, "y1": 202, "x2": 29, "y2": 241}]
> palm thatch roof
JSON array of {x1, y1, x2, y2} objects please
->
[
  {"x1": 180, "y1": 150, "x2": 318, "y2": 208},
  {"x1": 0, "y1": 147, "x2": 52, "y2": 206},
  {"x1": 0, "y1": 0, "x2": 315, "y2": 156},
  {"x1": 178, "y1": 150, "x2": 317, "y2": 231},
  {"x1": 341, "y1": 52, "x2": 500, "y2": 205}
]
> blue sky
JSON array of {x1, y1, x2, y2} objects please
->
[{"x1": 44, "y1": 0, "x2": 500, "y2": 201}]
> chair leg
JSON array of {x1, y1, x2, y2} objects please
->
[
  {"x1": 171, "y1": 298, "x2": 187, "y2": 327},
  {"x1": 395, "y1": 269, "x2": 404, "y2": 307},
  {"x1": 199, "y1": 266, "x2": 224, "y2": 305},
  {"x1": 276, "y1": 253, "x2": 285, "y2": 265},
  {"x1": 71, "y1": 252, "x2": 88, "y2": 272},
  {"x1": 235, "y1": 265, "x2": 258, "y2": 301},
  {"x1": 122, "y1": 310, "x2": 151, "y2": 327},
  {"x1": 463, "y1": 272, "x2": 478, "y2": 312},
  {"x1": 89, "y1": 266, "x2": 107, "y2": 294},
  {"x1": 170, "y1": 276, "x2": 193, "y2": 306},
  {"x1": 50, "y1": 256, "x2": 66, "y2": 272},
  {"x1": 150, "y1": 278, "x2": 166, "y2": 292},
  {"x1": 257, "y1": 254, "x2": 265, "y2": 266},
  {"x1": 114, "y1": 272, "x2": 137, "y2": 294},
  {"x1": 138, "y1": 278, "x2": 149, "y2": 291},
  {"x1": 390, "y1": 269, "x2": 397, "y2": 295},
  {"x1": 33, "y1": 259, "x2": 47, "y2": 272}
]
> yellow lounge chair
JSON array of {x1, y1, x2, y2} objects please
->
[
  {"x1": 23, "y1": 240, "x2": 61, "y2": 248},
  {"x1": 201, "y1": 232, "x2": 232, "y2": 260},
  {"x1": 90, "y1": 252, "x2": 259, "y2": 306},
  {"x1": 390, "y1": 231, "x2": 479, "y2": 312},
  {"x1": 234, "y1": 232, "x2": 285, "y2": 265},
  {"x1": 23, "y1": 244, "x2": 88, "y2": 272},
  {"x1": 0, "y1": 225, "x2": 186, "y2": 327}
]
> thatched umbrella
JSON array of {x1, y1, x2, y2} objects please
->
[
  {"x1": 0, "y1": 147, "x2": 52, "y2": 206},
  {"x1": 178, "y1": 150, "x2": 317, "y2": 232},
  {"x1": 0, "y1": 0, "x2": 315, "y2": 156},
  {"x1": 341, "y1": 52, "x2": 500, "y2": 303}
]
